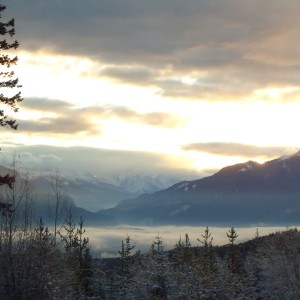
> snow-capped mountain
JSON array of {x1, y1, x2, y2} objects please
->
[
  {"x1": 105, "y1": 172, "x2": 183, "y2": 195},
  {"x1": 27, "y1": 170, "x2": 184, "y2": 212},
  {"x1": 106, "y1": 151, "x2": 300, "y2": 226},
  {"x1": 29, "y1": 173, "x2": 134, "y2": 212}
]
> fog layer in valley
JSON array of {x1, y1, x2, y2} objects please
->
[{"x1": 86, "y1": 225, "x2": 290, "y2": 257}]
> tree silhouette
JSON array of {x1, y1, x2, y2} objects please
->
[
  {"x1": 226, "y1": 227, "x2": 240, "y2": 273},
  {"x1": 0, "y1": 5, "x2": 22, "y2": 129},
  {"x1": 0, "y1": 4, "x2": 22, "y2": 213}
]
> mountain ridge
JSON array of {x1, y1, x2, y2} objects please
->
[
  {"x1": 3, "y1": 152, "x2": 300, "y2": 227},
  {"x1": 104, "y1": 152, "x2": 300, "y2": 226}
]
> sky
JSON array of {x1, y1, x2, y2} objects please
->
[{"x1": 1, "y1": 0, "x2": 300, "y2": 178}]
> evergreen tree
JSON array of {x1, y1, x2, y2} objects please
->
[
  {"x1": 118, "y1": 235, "x2": 136, "y2": 275},
  {"x1": 174, "y1": 233, "x2": 198, "y2": 297},
  {"x1": 59, "y1": 214, "x2": 92, "y2": 297},
  {"x1": 0, "y1": 4, "x2": 22, "y2": 129},
  {"x1": 110, "y1": 235, "x2": 139, "y2": 298},
  {"x1": 198, "y1": 226, "x2": 216, "y2": 286},
  {"x1": 175, "y1": 233, "x2": 192, "y2": 265},
  {"x1": 218, "y1": 227, "x2": 245, "y2": 298},
  {"x1": 148, "y1": 234, "x2": 170, "y2": 298},
  {"x1": 0, "y1": 4, "x2": 22, "y2": 210},
  {"x1": 226, "y1": 226, "x2": 240, "y2": 273}
]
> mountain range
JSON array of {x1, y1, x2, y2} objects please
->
[
  {"x1": 30, "y1": 171, "x2": 183, "y2": 211},
  {"x1": 103, "y1": 152, "x2": 300, "y2": 226},
  {"x1": 2, "y1": 152, "x2": 300, "y2": 227}
]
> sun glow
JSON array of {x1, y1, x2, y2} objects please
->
[
  {"x1": 16, "y1": 51, "x2": 162, "y2": 108},
  {"x1": 4, "y1": 51, "x2": 299, "y2": 173},
  {"x1": 254, "y1": 86, "x2": 299, "y2": 99}
]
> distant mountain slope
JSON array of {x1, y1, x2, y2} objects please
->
[
  {"x1": 109, "y1": 172, "x2": 183, "y2": 195},
  {"x1": 28, "y1": 169, "x2": 187, "y2": 212},
  {"x1": 106, "y1": 152, "x2": 300, "y2": 226},
  {"x1": 31, "y1": 174, "x2": 135, "y2": 212},
  {"x1": 30, "y1": 171, "x2": 185, "y2": 211},
  {"x1": 0, "y1": 164, "x2": 185, "y2": 224}
]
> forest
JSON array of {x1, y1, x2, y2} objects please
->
[{"x1": 1, "y1": 179, "x2": 300, "y2": 300}]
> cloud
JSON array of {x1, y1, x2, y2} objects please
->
[
  {"x1": 0, "y1": 145, "x2": 200, "y2": 180},
  {"x1": 182, "y1": 142, "x2": 297, "y2": 158},
  {"x1": 19, "y1": 116, "x2": 100, "y2": 135},
  {"x1": 103, "y1": 106, "x2": 184, "y2": 128},
  {"x1": 22, "y1": 97, "x2": 73, "y2": 111},
  {"x1": 6, "y1": 0, "x2": 300, "y2": 101},
  {"x1": 19, "y1": 98, "x2": 102, "y2": 135},
  {"x1": 18, "y1": 98, "x2": 183, "y2": 135},
  {"x1": 0, "y1": 150, "x2": 62, "y2": 171},
  {"x1": 100, "y1": 65, "x2": 156, "y2": 86},
  {"x1": 140, "y1": 112, "x2": 183, "y2": 127}
]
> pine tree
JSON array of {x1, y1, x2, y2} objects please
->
[
  {"x1": 0, "y1": 5, "x2": 22, "y2": 130},
  {"x1": 118, "y1": 235, "x2": 136, "y2": 275},
  {"x1": 175, "y1": 233, "x2": 192, "y2": 265},
  {"x1": 0, "y1": 4, "x2": 22, "y2": 212},
  {"x1": 222, "y1": 227, "x2": 245, "y2": 298},
  {"x1": 227, "y1": 226, "x2": 239, "y2": 273},
  {"x1": 110, "y1": 235, "x2": 139, "y2": 298},
  {"x1": 198, "y1": 226, "x2": 215, "y2": 285},
  {"x1": 148, "y1": 234, "x2": 170, "y2": 298},
  {"x1": 174, "y1": 233, "x2": 197, "y2": 297},
  {"x1": 59, "y1": 214, "x2": 92, "y2": 297}
]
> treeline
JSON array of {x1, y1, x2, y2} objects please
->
[
  {"x1": 100, "y1": 227, "x2": 300, "y2": 299},
  {"x1": 1, "y1": 171, "x2": 300, "y2": 299},
  {"x1": 0, "y1": 211, "x2": 92, "y2": 299},
  {"x1": 0, "y1": 165, "x2": 93, "y2": 299}
]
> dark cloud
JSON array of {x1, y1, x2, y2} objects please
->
[
  {"x1": 19, "y1": 98, "x2": 102, "y2": 135},
  {"x1": 155, "y1": 78, "x2": 250, "y2": 100},
  {"x1": 5, "y1": 0, "x2": 300, "y2": 100},
  {"x1": 19, "y1": 116, "x2": 100, "y2": 135},
  {"x1": 100, "y1": 66, "x2": 156, "y2": 86},
  {"x1": 18, "y1": 98, "x2": 183, "y2": 135},
  {"x1": 182, "y1": 142, "x2": 297, "y2": 158},
  {"x1": 22, "y1": 98, "x2": 73, "y2": 112}
]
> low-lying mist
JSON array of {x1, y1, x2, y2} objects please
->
[{"x1": 86, "y1": 225, "x2": 290, "y2": 258}]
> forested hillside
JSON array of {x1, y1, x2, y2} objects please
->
[
  {"x1": 0, "y1": 158, "x2": 300, "y2": 299},
  {"x1": 97, "y1": 228, "x2": 300, "y2": 299},
  {"x1": 1, "y1": 193, "x2": 300, "y2": 300}
]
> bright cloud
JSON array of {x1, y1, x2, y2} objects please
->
[{"x1": 1, "y1": 0, "x2": 300, "y2": 174}]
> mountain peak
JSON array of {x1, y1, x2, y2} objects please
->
[
  {"x1": 215, "y1": 160, "x2": 260, "y2": 177},
  {"x1": 111, "y1": 151, "x2": 300, "y2": 226}
]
